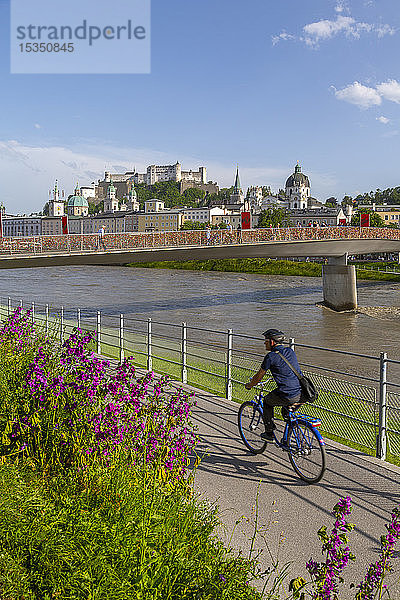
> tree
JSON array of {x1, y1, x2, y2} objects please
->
[
  {"x1": 182, "y1": 188, "x2": 206, "y2": 205},
  {"x1": 257, "y1": 208, "x2": 289, "y2": 228},
  {"x1": 341, "y1": 196, "x2": 353, "y2": 207},
  {"x1": 350, "y1": 209, "x2": 384, "y2": 227},
  {"x1": 218, "y1": 187, "x2": 234, "y2": 202},
  {"x1": 205, "y1": 192, "x2": 219, "y2": 207},
  {"x1": 325, "y1": 197, "x2": 337, "y2": 207},
  {"x1": 88, "y1": 200, "x2": 103, "y2": 214},
  {"x1": 262, "y1": 185, "x2": 272, "y2": 196},
  {"x1": 180, "y1": 220, "x2": 208, "y2": 230},
  {"x1": 135, "y1": 181, "x2": 182, "y2": 208}
]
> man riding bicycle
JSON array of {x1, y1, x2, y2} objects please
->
[{"x1": 245, "y1": 329, "x2": 304, "y2": 440}]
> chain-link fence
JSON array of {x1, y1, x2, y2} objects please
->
[{"x1": 1, "y1": 295, "x2": 399, "y2": 463}]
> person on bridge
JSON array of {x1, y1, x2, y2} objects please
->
[
  {"x1": 245, "y1": 329, "x2": 304, "y2": 440},
  {"x1": 236, "y1": 223, "x2": 242, "y2": 243},
  {"x1": 97, "y1": 226, "x2": 106, "y2": 251}
]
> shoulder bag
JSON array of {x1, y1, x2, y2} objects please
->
[{"x1": 275, "y1": 349, "x2": 318, "y2": 403}]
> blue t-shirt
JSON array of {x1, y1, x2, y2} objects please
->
[{"x1": 261, "y1": 345, "x2": 302, "y2": 399}]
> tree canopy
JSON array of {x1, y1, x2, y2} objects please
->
[
  {"x1": 180, "y1": 220, "x2": 208, "y2": 230},
  {"x1": 350, "y1": 209, "x2": 384, "y2": 227},
  {"x1": 325, "y1": 197, "x2": 337, "y2": 207},
  {"x1": 257, "y1": 208, "x2": 289, "y2": 228},
  {"x1": 352, "y1": 186, "x2": 400, "y2": 206}
]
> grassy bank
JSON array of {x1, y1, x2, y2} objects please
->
[
  {"x1": 127, "y1": 258, "x2": 400, "y2": 282},
  {"x1": 0, "y1": 309, "x2": 261, "y2": 599}
]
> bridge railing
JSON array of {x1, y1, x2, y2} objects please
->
[
  {"x1": 0, "y1": 226, "x2": 400, "y2": 257},
  {"x1": 1, "y1": 295, "x2": 400, "y2": 463}
]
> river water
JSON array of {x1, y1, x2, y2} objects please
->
[{"x1": 1, "y1": 265, "x2": 400, "y2": 380}]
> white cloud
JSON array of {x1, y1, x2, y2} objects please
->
[
  {"x1": 302, "y1": 15, "x2": 394, "y2": 46},
  {"x1": 376, "y1": 24, "x2": 396, "y2": 37},
  {"x1": 273, "y1": 6, "x2": 395, "y2": 47},
  {"x1": 335, "y1": 82, "x2": 382, "y2": 108},
  {"x1": 335, "y1": 2, "x2": 345, "y2": 13},
  {"x1": 303, "y1": 16, "x2": 356, "y2": 45},
  {"x1": 376, "y1": 116, "x2": 389, "y2": 124},
  {"x1": 376, "y1": 79, "x2": 400, "y2": 104},
  {"x1": 271, "y1": 31, "x2": 295, "y2": 45},
  {"x1": 34, "y1": 124, "x2": 41, "y2": 129},
  {"x1": 335, "y1": 78, "x2": 400, "y2": 109}
]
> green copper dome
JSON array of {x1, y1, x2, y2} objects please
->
[
  {"x1": 67, "y1": 195, "x2": 89, "y2": 208},
  {"x1": 67, "y1": 182, "x2": 89, "y2": 208}
]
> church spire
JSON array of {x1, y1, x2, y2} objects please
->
[
  {"x1": 53, "y1": 179, "x2": 59, "y2": 201},
  {"x1": 233, "y1": 165, "x2": 241, "y2": 192}
]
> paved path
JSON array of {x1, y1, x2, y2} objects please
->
[
  {"x1": 106, "y1": 359, "x2": 400, "y2": 597},
  {"x1": 186, "y1": 386, "x2": 400, "y2": 597}
]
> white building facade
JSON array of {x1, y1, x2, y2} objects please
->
[
  {"x1": 3, "y1": 216, "x2": 42, "y2": 237},
  {"x1": 285, "y1": 163, "x2": 311, "y2": 209},
  {"x1": 134, "y1": 162, "x2": 207, "y2": 186}
]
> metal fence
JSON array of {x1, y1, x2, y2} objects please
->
[{"x1": 1, "y1": 295, "x2": 399, "y2": 463}]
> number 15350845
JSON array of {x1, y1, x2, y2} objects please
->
[{"x1": 19, "y1": 43, "x2": 74, "y2": 52}]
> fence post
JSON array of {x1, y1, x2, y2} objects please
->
[
  {"x1": 77, "y1": 308, "x2": 81, "y2": 331},
  {"x1": 147, "y1": 318, "x2": 152, "y2": 371},
  {"x1": 377, "y1": 352, "x2": 388, "y2": 460},
  {"x1": 97, "y1": 311, "x2": 101, "y2": 355},
  {"x1": 7, "y1": 297, "x2": 11, "y2": 317},
  {"x1": 119, "y1": 313, "x2": 124, "y2": 364},
  {"x1": 60, "y1": 306, "x2": 64, "y2": 344},
  {"x1": 181, "y1": 322, "x2": 187, "y2": 384},
  {"x1": 289, "y1": 337, "x2": 295, "y2": 351},
  {"x1": 226, "y1": 328, "x2": 233, "y2": 402},
  {"x1": 31, "y1": 302, "x2": 35, "y2": 326},
  {"x1": 45, "y1": 304, "x2": 49, "y2": 335}
]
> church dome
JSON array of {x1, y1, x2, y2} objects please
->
[
  {"x1": 67, "y1": 194, "x2": 88, "y2": 208},
  {"x1": 67, "y1": 184, "x2": 89, "y2": 209},
  {"x1": 285, "y1": 163, "x2": 310, "y2": 188}
]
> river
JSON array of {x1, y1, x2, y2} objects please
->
[{"x1": 1, "y1": 265, "x2": 400, "y2": 380}]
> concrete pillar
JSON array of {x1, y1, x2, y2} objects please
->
[{"x1": 322, "y1": 264, "x2": 357, "y2": 311}]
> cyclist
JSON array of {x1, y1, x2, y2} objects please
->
[{"x1": 245, "y1": 329, "x2": 304, "y2": 440}]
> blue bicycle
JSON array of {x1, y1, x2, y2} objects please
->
[{"x1": 238, "y1": 383, "x2": 326, "y2": 484}]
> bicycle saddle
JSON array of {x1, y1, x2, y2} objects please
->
[{"x1": 281, "y1": 403, "x2": 304, "y2": 421}]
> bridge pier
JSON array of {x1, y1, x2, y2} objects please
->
[{"x1": 322, "y1": 253, "x2": 358, "y2": 311}]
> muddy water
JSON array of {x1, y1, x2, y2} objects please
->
[{"x1": 1, "y1": 266, "x2": 400, "y2": 381}]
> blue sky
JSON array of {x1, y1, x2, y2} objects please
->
[{"x1": 0, "y1": 0, "x2": 400, "y2": 213}]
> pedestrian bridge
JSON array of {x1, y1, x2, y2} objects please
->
[
  {"x1": 1, "y1": 227, "x2": 399, "y2": 311},
  {"x1": 0, "y1": 226, "x2": 399, "y2": 268}
]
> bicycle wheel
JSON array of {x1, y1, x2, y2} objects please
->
[
  {"x1": 287, "y1": 420, "x2": 326, "y2": 484},
  {"x1": 238, "y1": 401, "x2": 267, "y2": 454}
]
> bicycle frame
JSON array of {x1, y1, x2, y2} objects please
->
[{"x1": 254, "y1": 387, "x2": 325, "y2": 452}]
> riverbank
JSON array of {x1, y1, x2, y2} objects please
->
[{"x1": 126, "y1": 258, "x2": 400, "y2": 281}]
